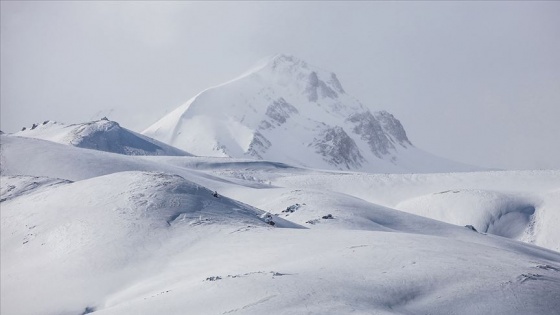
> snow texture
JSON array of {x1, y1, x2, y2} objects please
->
[
  {"x1": 1, "y1": 134, "x2": 559, "y2": 315},
  {"x1": 1, "y1": 55, "x2": 558, "y2": 315},
  {"x1": 14, "y1": 119, "x2": 189, "y2": 156}
]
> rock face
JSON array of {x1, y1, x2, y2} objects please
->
[
  {"x1": 263, "y1": 98, "x2": 299, "y2": 128},
  {"x1": 312, "y1": 126, "x2": 364, "y2": 169},
  {"x1": 143, "y1": 54, "x2": 476, "y2": 173}
]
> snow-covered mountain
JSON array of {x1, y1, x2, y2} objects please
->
[
  {"x1": 143, "y1": 54, "x2": 477, "y2": 172},
  {"x1": 14, "y1": 119, "x2": 189, "y2": 156},
  {"x1": 3, "y1": 55, "x2": 559, "y2": 315}
]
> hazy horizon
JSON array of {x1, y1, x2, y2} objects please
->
[{"x1": 2, "y1": 1, "x2": 559, "y2": 170}]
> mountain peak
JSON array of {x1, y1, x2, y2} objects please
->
[
  {"x1": 267, "y1": 54, "x2": 309, "y2": 69},
  {"x1": 143, "y1": 56, "x2": 478, "y2": 173},
  {"x1": 240, "y1": 54, "x2": 347, "y2": 102}
]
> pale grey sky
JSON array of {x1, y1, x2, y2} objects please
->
[{"x1": 1, "y1": 1, "x2": 559, "y2": 170}]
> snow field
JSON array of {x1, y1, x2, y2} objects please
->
[{"x1": 1, "y1": 134, "x2": 559, "y2": 314}]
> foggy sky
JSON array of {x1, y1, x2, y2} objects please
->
[{"x1": 1, "y1": 1, "x2": 559, "y2": 170}]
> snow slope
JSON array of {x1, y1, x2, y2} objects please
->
[
  {"x1": 0, "y1": 175, "x2": 71, "y2": 202},
  {"x1": 143, "y1": 54, "x2": 478, "y2": 173},
  {"x1": 261, "y1": 170, "x2": 560, "y2": 252},
  {"x1": 14, "y1": 119, "x2": 189, "y2": 156},
  {"x1": 1, "y1": 135, "x2": 559, "y2": 314},
  {"x1": 1, "y1": 171, "x2": 300, "y2": 315},
  {"x1": 143, "y1": 154, "x2": 560, "y2": 252},
  {"x1": 3, "y1": 135, "x2": 557, "y2": 249}
]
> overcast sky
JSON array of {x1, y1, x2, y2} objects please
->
[{"x1": 1, "y1": 1, "x2": 559, "y2": 170}]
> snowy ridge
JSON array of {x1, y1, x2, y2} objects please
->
[
  {"x1": 0, "y1": 175, "x2": 71, "y2": 202},
  {"x1": 143, "y1": 54, "x2": 478, "y2": 173},
  {"x1": 270, "y1": 169, "x2": 560, "y2": 252},
  {"x1": 1, "y1": 134, "x2": 560, "y2": 314},
  {"x1": 14, "y1": 119, "x2": 189, "y2": 156}
]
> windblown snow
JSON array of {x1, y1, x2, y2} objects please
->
[
  {"x1": 143, "y1": 54, "x2": 477, "y2": 173},
  {"x1": 1, "y1": 134, "x2": 559, "y2": 315},
  {"x1": 15, "y1": 119, "x2": 189, "y2": 156}
]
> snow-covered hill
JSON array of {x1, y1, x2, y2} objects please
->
[
  {"x1": 2, "y1": 135, "x2": 560, "y2": 315},
  {"x1": 263, "y1": 170, "x2": 560, "y2": 252},
  {"x1": 2, "y1": 135, "x2": 558, "y2": 250},
  {"x1": 14, "y1": 119, "x2": 189, "y2": 156},
  {"x1": 143, "y1": 54, "x2": 477, "y2": 173}
]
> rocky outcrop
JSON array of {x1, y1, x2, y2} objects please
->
[
  {"x1": 264, "y1": 98, "x2": 299, "y2": 127},
  {"x1": 347, "y1": 111, "x2": 395, "y2": 158},
  {"x1": 247, "y1": 132, "x2": 272, "y2": 159},
  {"x1": 374, "y1": 111, "x2": 412, "y2": 147},
  {"x1": 311, "y1": 126, "x2": 364, "y2": 169},
  {"x1": 304, "y1": 71, "x2": 339, "y2": 102}
]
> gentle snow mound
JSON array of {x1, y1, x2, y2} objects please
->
[{"x1": 14, "y1": 119, "x2": 190, "y2": 156}]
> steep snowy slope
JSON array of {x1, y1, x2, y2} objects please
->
[
  {"x1": 15, "y1": 119, "x2": 189, "y2": 156},
  {"x1": 143, "y1": 54, "x2": 477, "y2": 173},
  {"x1": 2, "y1": 136, "x2": 560, "y2": 315}
]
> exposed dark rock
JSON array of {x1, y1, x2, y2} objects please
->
[
  {"x1": 304, "y1": 71, "x2": 338, "y2": 102},
  {"x1": 246, "y1": 131, "x2": 272, "y2": 159},
  {"x1": 283, "y1": 203, "x2": 301, "y2": 213},
  {"x1": 374, "y1": 111, "x2": 412, "y2": 147},
  {"x1": 328, "y1": 72, "x2": 345, "y2": 94},
  {"x1": 264, "y1": 98, "x2": 298, "y2": 126},
  {"x1": 311, "y1": 126, "x2": 364, "y2": 169},
  {"x1": 263, "y1": 213, "x2": 275, "y2": 226},
  {"x1": 347, "y1": 111, "x2": 395, "y2": 158}
]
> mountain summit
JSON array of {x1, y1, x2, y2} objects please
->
[{"x1": 143, "y1": 55, "x2": 475, "y2": 172}]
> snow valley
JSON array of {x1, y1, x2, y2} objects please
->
[{"x1": 1, "y1": 55, "x2": 559, "y2": 315}]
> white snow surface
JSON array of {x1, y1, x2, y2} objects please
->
[
  {"x1": 14, "y1": 119, "x2": 189, "y2": 156},
  {"x1": 1, "y1": 134, "x2": 560, "y2": 315},
  {"x1": 143, "y1": 54, "x2": 478, "y2": 173}
]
